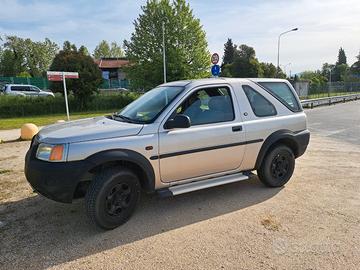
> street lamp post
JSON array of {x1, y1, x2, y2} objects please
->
[
  {"x1": 162, "y1": 21, "x2": 167, "y2": 83},
  {"x1": 277, "y1": 28, "x2": 298, "y2": 73},
  {"x1": 281, "y1": 63, "x2": 292, "y2": 78}
]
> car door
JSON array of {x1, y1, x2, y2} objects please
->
[
  {"x1": 10, "y1": 86, "x2": 23, "y2": 95},
  {"x1": 158, "y1": 84, "x2": 246, "y2": 183}
]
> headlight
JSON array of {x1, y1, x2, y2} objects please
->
[{"x1": 36, "y1": 143, "x2": 68, "y2": 162}]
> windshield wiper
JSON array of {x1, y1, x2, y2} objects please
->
[{"x1": 112, "y1": 113, "x2": 143, "y2": 124}]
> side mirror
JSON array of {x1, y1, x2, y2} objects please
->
[{"x1": 165, "y1": 114, "x2": 191, "y2": 129}]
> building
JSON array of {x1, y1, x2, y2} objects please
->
[{"x1": 94, "y1": 58, "x2": 130, "y2": 89}]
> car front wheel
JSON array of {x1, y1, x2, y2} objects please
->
[
  {"x1": 257, "y1": 145, "x2": 295, "y2": 187},
  {"x1": 85, "y1": 167, "x2": 141, "y2": 229}
]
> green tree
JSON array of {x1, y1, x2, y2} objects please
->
[
  {"x1": 0, "y1": 36, "x2": 58, "y2": 77},
  {"x1": 79, "y1": 45, "x2": 89, "y2": 56},
  {"x1": 221, "y1": 44, "x2": 261, "y2": 78},
  {"x1": 336, "y1": 47, "x2": 347, "y2": 65},
  {"x1": 321, "y1": 63, "x2": 335, "y2": 80},
  {"x1": 17, "y1": 71, "x2": 32, "y2": 77},
  {"x1": 332, "y1": 47, "x2": 349, "y2": 81},
  {"x1": 222, "y1": 38, "x2": 236, "y2": 66},
  {"x1": 299, "y1": 70, "x2": 327, "y2": 94},
  {"x1": 350, "y1": 51, "x2": 360, "y2": 75},
  {"x1": 63, "y1": 40, "x2": 77, "y2": 52},
  {"x1": 93, "y1": 40, "x2": 124, "y2": 59},
  {"x1": 49, "y1": 44, "x2": 102, "y2": 110},
  {"x1": 124, "y1": 0, "x2": 210, "y2": 90},
  {"x1": 0, "y1": 49, "x2": 17, "y2": 76},
  {"x1": 110, "y1": 42, "x2": 124, "y2": 57},
  {"x1": 259, "y1": 62, "x2": 277, "y2": 78}
]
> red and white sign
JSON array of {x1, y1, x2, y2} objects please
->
[
  {"x1": 211, "y1": 53, "x2": 220, "y2": 65},
  {"x1": 46, "y1": 71, "x2": 79, "y2": 121},
  {"x1": 47, "y1": 71, "x2": 79, "y2": 81}
]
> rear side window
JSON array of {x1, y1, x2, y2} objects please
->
[
  {"x1": 11, "y1": 86, "x2": 29, "y2": 91},
  {"x1": 30, "y1": 86, "x2": 40, "y2": 92},
  {"x1": 258, "y1": 82, "x2": 301, "y2": 112},
  {"x1": 243, "y1": 85, "x2": 277, "y2": 117}
]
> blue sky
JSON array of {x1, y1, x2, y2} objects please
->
[{"x1": 0, "y1": 0, "x2": 359, "y2": 74}]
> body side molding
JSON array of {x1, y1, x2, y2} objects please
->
[{"x1": 150, "y1": 139, "x2": 263, "y2": 160}]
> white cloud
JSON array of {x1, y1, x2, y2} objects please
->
[{"x1": 192, "y1": 0, "x2": 360, "y2": 73}]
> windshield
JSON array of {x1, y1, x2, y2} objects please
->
[{"x1": 116, "y1": 86, "x2": 184, "y2": 123}]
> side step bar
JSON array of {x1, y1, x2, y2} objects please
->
[{"x1": 158, "y1": 173, "x2": 249, "y2": 197}]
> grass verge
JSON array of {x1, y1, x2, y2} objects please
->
[
  {"x1": 0, "y1": 110, "x2": 112, "y2": 130},
  {"x1": 300, "y1": 92, "x2": 360, "y2": 100}
]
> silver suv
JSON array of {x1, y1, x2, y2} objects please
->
[
  {"x1": 3, "y1": 84, "x2": 54, "y2": 97},
  {"x1": 25, "y1": 78, "x2": 310, "y2": 229}
]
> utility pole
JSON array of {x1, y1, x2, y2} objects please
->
[
  {"x1": 162, "y1": 21, "x2": 167, "y2": 83},
  {"x1": 328, "y1": 68, "x2": 332, "y2": 98}
]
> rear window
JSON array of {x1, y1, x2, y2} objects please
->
[
  {"x1": 243, "y1": 85, "x2": 277, "y2": 117},
  {"x1": 258, "y1": 82, "x2": 301, "y2": 112}
]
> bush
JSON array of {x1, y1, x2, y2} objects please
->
[{"x1": 0, "y1": 92, "x2": 140, "y2": 118}]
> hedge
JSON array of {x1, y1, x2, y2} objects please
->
[{"x1": 0, "y1": 92, "x2": 140, "y2": 118}]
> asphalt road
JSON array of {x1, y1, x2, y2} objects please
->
[{"x1": 305, "y1": 100, "x2": 360, "y2": 145}]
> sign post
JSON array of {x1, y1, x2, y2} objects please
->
[
  {"x1": 47, "y1": 71, "x2": 79, "y2": 121},
  {"x1": 211, "y1": 53, "x2": 220, "y2": 77}
]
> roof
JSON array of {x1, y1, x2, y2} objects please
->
[
  {"x1": 94, "y1": 58, "x2": 129, "y2": 69},
  {"x1": 161, "y1": 77, "x2": 289, "y2": 88}
]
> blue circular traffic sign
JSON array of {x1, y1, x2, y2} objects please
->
[{"x1": 211, "y1": 64, "x2": 220, "y2": 76}]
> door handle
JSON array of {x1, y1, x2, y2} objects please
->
[{"x1": 232, "y1": 126, "x2": 242, "y2": 132}]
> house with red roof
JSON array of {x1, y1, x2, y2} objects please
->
[{"x1": 94, "y1": 58, "x2": 130, "y2": 89}]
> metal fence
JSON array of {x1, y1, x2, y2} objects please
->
[
  {"x1": 0, "y1": 76, "x2": 49, "y2": 89},
  {"x1": 305, "y1": 81, "x2": 360, "y2": 99},
  {"x1": 100, "y1": 79, "x2": 129, "y2": 90}
]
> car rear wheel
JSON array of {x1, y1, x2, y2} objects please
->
[
  {"x1": 85, "y1": 167, "x2": 140, "y2": 229},
  {"x1": 257, "y1": 145, "x2": 295, "y2": 187}
]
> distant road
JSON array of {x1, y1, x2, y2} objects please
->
[{"x1": 305, "y1": 100, "x2": 360, "y2": 145}]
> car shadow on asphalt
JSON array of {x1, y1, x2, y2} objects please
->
[{"x1": 0, "y1": 176, "x2": 282, "y2": 269}]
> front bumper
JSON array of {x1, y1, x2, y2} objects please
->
[{"x1": 24, "y1": 139, "x2": 90, "y2": 203}]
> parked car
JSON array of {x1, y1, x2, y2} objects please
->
[
  {"x1": 3, "y1": 84, "x2": 54, "y2": 97},
  {"x1": 25, "y1": 78, "x2": 310, "y2": 229}
]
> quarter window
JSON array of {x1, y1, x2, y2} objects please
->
[
  {"x1": 30, "y1": 86, "x2": 40, "y2": 92},
  {"x1": 173, "y1": 86, "x2": 235, "y2": 126},
  {"x1": 258, "y1": 82, "x2": 301, "y2": 111},
  {"x1": 243, "y1": 85, "x2": 277, "y2": 117}
]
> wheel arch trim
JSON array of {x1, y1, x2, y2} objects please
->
[
  {"x1": 84, "y1": 149, "x2": 155, "y2": 192},
  {"x1": 255, "y1": 129, "x2": 305, "y2": 169}
]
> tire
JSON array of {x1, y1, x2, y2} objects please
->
[
  {"x1": 85, "y1": 167, "x2": 141, "y2": 229},
  {"x1": 257, "y1": 145, "x2": 295, "y2": 187}
]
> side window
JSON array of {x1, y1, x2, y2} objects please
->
[
  {"x1": 173, "y1": 86, "x2": 235, "y2": 126},
  {"x1": 243, "y1": 85, "x2": 277, "y2": 117},
  {"x1": 11, "y1": 86, "x2": 22, "y2": 91},
  {"x1": 258, "y1": 82, "x2": 300, "y2": 111}
]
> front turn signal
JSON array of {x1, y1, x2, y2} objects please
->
[{"x1": 49, "y1": 145, "x2": 64, "y2": 161}]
